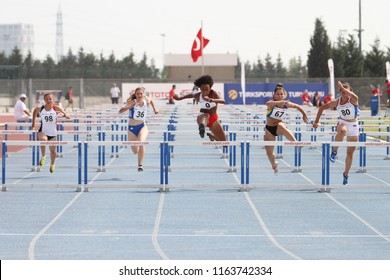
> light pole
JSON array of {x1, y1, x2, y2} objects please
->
[{"x1": 161, "y1": 33, "x2": 166, "y2": 70}]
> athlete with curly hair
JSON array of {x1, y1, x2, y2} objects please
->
[{"x1": 173, "y1": 75, "x2": 226, "y2": 141}]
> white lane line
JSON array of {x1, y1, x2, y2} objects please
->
[
  {"x1": 289, "y1": 156, "x2": 390, "y2": 244},
  {"x1": 28, "y1": 147, "x2": 125, "y2": 260},
  {"x1": 27, "y1": 147, "x2": 86, "y2": 259},
  {"x1": 152, "y1": 192, "x2": 169, "y2": 260},
  {"x1": 28, "y1": 191, "x2": 83, "y2": 260},
  {"x1": 90, "y1": 146, "x2": 170, "y2": 259},
  {"x1": 7, "y1": 233, "x2": 390, "y2": 238},
  {"x1": 364, "y1": 173, "x2": 390, "y2": 186},
  {"x1": 324, "y1": 193, "x2": 390, "y2": 243},
  {"x1": 12, "y1": 172, "x2": 35, "y2": 184},
  {"x1": 243, "y1": 192, "x2": 302, "y2": 260},
  {"x1": 280, "y1": 159, "x2": 317, "y2": 185},
  {"x1": 223, "y1": 154, "x2": 302, "y2": 259}
]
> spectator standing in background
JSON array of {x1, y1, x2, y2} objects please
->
[
  {"x1": 370, "y1": 85, "x2": 380, "y2": 96},
  {"x1": 110, "y1": 83, "x2": 121, "y2": 104},
  {"x1": 168, "y1": 85, "x2": 176, "y2": 104},
  {"x1": 386, "y1": 79, "x2": 390, "y2": 100},
  {"x1": 64, "y1": 86, "x2": 74, "y2": 111}
]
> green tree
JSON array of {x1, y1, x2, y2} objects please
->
[
  {"x1": 0, "y1": 52, "x2": 8, "y2": 79},
  {"x1": 343, "y1": 35, "x2": 364, "y2": 77},
  {"x1": 106, "y1": 52, "x2": 118, "y2": 78},
  {"x1": 22, "y1": 51, "x2": 34, "y2": 78},
  {"x1": 8, "y1": 47, "x2": 23, "y2": 65},
  {"x1": 0, "y1": 51, "x2": 7, "y2": 64},
  {"x1": 307, "y1": 18, "x2": 332, "y2": 77},
  {"x1": 264, "y1": 53, "x2": 275, "y2": 77},
  {"x1": 234, "y1": 56, "x2": 242, "y2": 79},
  {"x1": 7, "y1": 47, "x2": 23, "y2": 78},
  {"x1": 364, "y1": 38, "x2": 385, "y2": 77},
  {"x1": 42, "y1": 55, "x2": 56, "y2": 78},
  {"x1": 31, "y1": 60, "x2": 44, "y2": 78},
  {"x1": 275, "y1": 54, "x2": 287, "y2": 77},
  {"x1": 251, "y1": 57, "x2": 264, "y2": 79},
  {"x1": 58, "y1": 49, "x2": 77, "y2": 78},
  {"x1": 121, "y1": 51, "x2": 137, "y2": 79},
  {"x1": 136, "y1": 53, "x2": 152, "y2": 79},
  {"x1": 288, "y1": 56, "x2": 306, "y2": 78},
  {"x1": 332, "y1": 34, "x2": 347, "y2": 77},
  {"x1": 83, "y1": 53, "x2": 98, "y2": 78}
]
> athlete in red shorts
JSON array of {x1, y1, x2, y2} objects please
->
[{"x1": 173, "y1": 75, "x2": 226, "y2": 141}]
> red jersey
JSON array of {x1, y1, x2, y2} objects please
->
[
  {"x1": 169, "y1": 89, "x2": 174, "y2": 101},
  {"x1": 301, "y1": 93, "x2": 311, "y2": 103},
  {"x1": 323, "y1": 96, "x2": 332, "y2": 104}
]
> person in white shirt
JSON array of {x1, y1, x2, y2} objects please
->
[
  {"x1": 110, "y1": 83, "x2": 121, "y2": 104},
  {"x1": 14, "y1": 94, "x2": 32, "y2": 123}
]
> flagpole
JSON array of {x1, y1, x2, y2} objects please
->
[{"x1": 201, "y1": 20, "x2": 204, "y2": 75}]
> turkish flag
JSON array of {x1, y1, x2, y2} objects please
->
[{"x1": 191, "y1": 28, "x2": 209, "y2": 62}]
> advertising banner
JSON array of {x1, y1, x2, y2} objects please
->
[
  {"x1": 224, "y1": 83, "x2": 328, "y2": 105},
  {"x1": 121, "y1": 83, "x2": 224, "y2": 103}
]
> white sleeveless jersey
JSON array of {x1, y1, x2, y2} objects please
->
[
  {"x1": 266, "y1": 106, "x2": 287, "y2": 121},
  {"x1": 336, "y1": 98, "x2": 358, "y2": 120},
  {"x1": 129, "y1": 99, "x2": 148, "y2": 121},
  {"x1": 199, "y1": 94, "x2": 217, "y2": 110},
  {"x1": 40, "y1": 106, "x2": 58, "y2": 136}
]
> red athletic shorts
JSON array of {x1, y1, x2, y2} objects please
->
[{"x1": 207, "y1": 113, "x2": 218, "y2": 127}]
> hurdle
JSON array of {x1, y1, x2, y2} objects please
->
[
  {"x1": 357, "y1": 132, "x2": 367, "y2": 173},
  {"x1": 321, "y1": 142, "x2": 331, "y2": 192},
  {"x1": 387, "y1": 126, "x2": 390, "y2": 160},
  {"x1": 292, "y1": 132, "x2": 303, "y2": 172},
  {"x1": 1, "y1": 140, "x2": 83, "y2": 192},
  {"x1": 143, "y1": 139, "x2": 330, "y2": 192},
  {"x1": 81, "y1": 140, "x2": 168, "y2": 192},
  {"x1": 163, "y1": 140, "x2": 245, "y2": 191},
  {"x1": 2, "y1": 136, "x2": 389, "y2": 192}
]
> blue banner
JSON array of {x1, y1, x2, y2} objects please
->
[{"x1": 224, "y1": 83, "x2": 329, "y2": 105}]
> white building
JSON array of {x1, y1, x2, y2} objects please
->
[
  {"x1": 0, "y1": 24, "x2": 34, "y2": 57},
  {"x1": 164, "y1": 53, "x2": 238, "y2": 81}
]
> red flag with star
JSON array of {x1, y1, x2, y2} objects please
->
[{"x1": 191, "y1": 28, "x2": 209, "y2": 62}]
